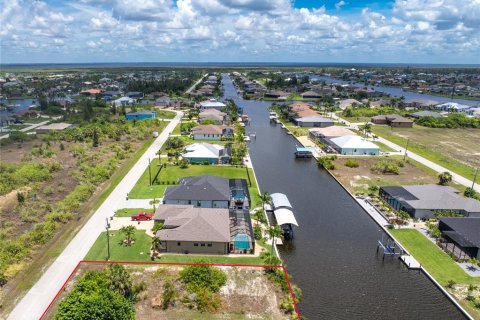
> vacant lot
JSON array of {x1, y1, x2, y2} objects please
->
[
  {"x1": 330, "y1": 156, "x2": 440, "y2": 195},
  {"x1": 43, "y1": 263, "x2": 292, "y2": 320},
  {"x1": 372, "y1": 125, "x2": 480, "y2": 180}
]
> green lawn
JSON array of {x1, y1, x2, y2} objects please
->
[
  {"x1": 85, "y1": 230, "x2": 266, "y2": 265},
  {"x1": 156, "y1": 110, "x2": 176, "y2": 119},
  {"x1": 390, "y1": 229, "x2": 480, "y2": 286},
  {"x1": 115, "y1": 208, "x2": 153, "y2": 217},
  {"x1": 172, "y1": 123, "x2": 182, "y2": 135},
  {"x1": 128, "y1": 159, "x2": 260, "y2": 205},
  {"x1": 372, "y1": 125, "x2": 477, "y2": 181},
  {"x1": 85, "y1": 230, "x2": 153, "y2": 261},
  {"x1": 373, "y1": 141, "x2": 396, "y2": 152}
]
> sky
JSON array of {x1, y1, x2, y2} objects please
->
[{"x1": 1, "y1": 0, "x2": 479, "y2": 64}]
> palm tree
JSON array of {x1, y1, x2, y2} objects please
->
[
  {"x1": 151, "y1": 237, "x2": 162, "y2": 258},
  {"x1": 106, "y1": 264, "x2": 134, "y2": 300},
  {"x1": 258, "y1": 192, "x2": 272, "y2": 210},
  {"x1": 120, "y1": 225, "x2": 136, "y2": 246},
  {"x1": 360, "y1": 122, "x2": 372, "y2": 136},
  {"x1": 438, "y1": 171, "x2": 453, "y2": 186},
  {"x1": 267, "y1": 225, "x2": 283, "y2": 253}
]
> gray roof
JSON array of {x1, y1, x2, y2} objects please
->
[
  {"x1": 382, "y1": 185, "x2": 480, "y2": 212},
  {"x1": 154, "y1": 205, "x2": 230, "y2": 242},
  {"x1": 440, "y1": 217, "x2": 480, "y2": 248},
  {"x1": 164, "y1": 175, "x2": 230, "y2": 201}
]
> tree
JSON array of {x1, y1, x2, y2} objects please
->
[
  {"x1": 105, "y1": 264, "x2": 135, "y2": 302},
  {"x1": 180, "y1": 261, "x2": 227, "y2": 293},
  {"x1": 257, "y1": 192, "x2": 272, "y2": 210},
  {"x1": 83, "y1": 100, "x2": 94, "y2": 122},
  {"x1": 360, "y1": 122, "x2": 372, "y2": 136},
  {"x1": 267, "y1": 225, "x2": 283, "y2": 253},
  {"x1": 151, "y1": 237, "x2": 162, "y2": 254},
  {"x1": 464, "y1": 187, "x2": 478, "y2": 199},
  {"x1": 438, "y1": 172, "x2": 452, "y2": 186},
  {"x1": 120, "y1": 225, "x2": 136, "y2": 246}
]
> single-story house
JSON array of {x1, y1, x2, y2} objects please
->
[
  {"x1": 183, "y1": 142, "x2": 230, "y2": 164},
  {"x1": 410, "y1": 111, "x2": 443, "y2": 119},
  {"x1": 308, "y1": 126, "x2": 355, "y2": 144},
  {"x1": 80, "y1": 89, "x2": 103, "y2": 96},
  {"x1": 371, "y1": 114, "x2": 413, "y2": 128},
  {"x1": 154, "y1": 205, "x2": 230, "y2": 254},
  {"x1": 434, "y1": 102, "x2": 472, "y2": 113},
  {"x1": 337, "y1": 99, "x2": 361, "y2": 110},
  {"x1": 126, "y1": 91, "x2": 144, "y2": 98},
  {"x1": 191, "y1": 125, "x2": 233, "y2": 140},
  {"x1": 113, "y1": 97, "x2": 135, "y2": 106},
  {"x1": 438, "y1": 217, "x2": 480, "y2": 260},
  {"x1": 294, "y1": 115, "x2": 334, "y2": 128},
  {"x1": 289, "y1": 102, "x2": 318, "y2": 118},
  {"x1": 301, "y1": 91, "x2": 322, "y2": 99},
  {"x1": 36, "y1": 122, "x2": 73, "y2": 134},
  {"x1": 125, "y1": 110, "x2": 156, "y2": 120},
  {"x1": 264, "y1": 91, "x2": 288, "y2": 99},
  {"x1": 0, "y1": 114, "x2": 15, "y2": 127},
  {"x1": 379, "y1": 185, "x2": 480, "y2": 219},
  {"x1": 198, "y1": 109, "x2": 227, "y2": 124},
  {"x1": 404, "y1": 98, "x2": 439, "y2": 109},
  {"x1": 102, "y1": 91, "x2": 120, "y2": 99},
  {"x1": 163, "y1": 175, "x2": 230, "y2": 208},
  {"x1": 329, "y1": 135, "x2": 380, "y2": 155},
  {"x1": 199, "y1": 99, "x2": 226, "y2": 111}
]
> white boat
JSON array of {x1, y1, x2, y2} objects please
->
[
  {"x1": 244, "y1": 136, "x2": 251, "y2": 142},
  {"x1": 281, "y1": 124, "x2": 286, "y2": 129}
]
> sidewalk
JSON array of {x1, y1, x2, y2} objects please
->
[{"x1": 7, "y1": 111, "x2": 183, "y2": 320}]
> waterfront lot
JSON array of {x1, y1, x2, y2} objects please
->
[
  {"x1": 128, "y1": 159, "x2": 260, "y2": 205},
  {"x1": 330, "y1": 156, "x2": 441, "y2": 194},
  {"x1": 372, "y1": 125, "x2": 480, "y2": 180},
  {"x1": 42, "y1": 263, "x2": 290, "y2": 320}
]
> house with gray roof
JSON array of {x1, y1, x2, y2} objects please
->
[
  {"x1": 198, "y1": 108, "x2": 227, "y2": 124},
  {"x1": 410, "y1": 111, "x2": 443, "y2": 119},
  {"x1": 438, "y1": 217, "x2": 480, "y2": 260},
  {"x1": 183, "y1": 142, "x2": 230, "y2": 164},
  {"x1": 371, "y1": 114, "x2": 413, "y2": 127},
  {"x1": 153, "y1": 205, "x2": 230, "y2": 254},
  {"x1": 379, "y1": 185, "x2": 480, "y2": 219},
  {"x1": 294, "y1": 115, "x2": 334, "y2": 128},
  {"x1": 163, "y1": 175, "x2": 231, "y2": 208}
]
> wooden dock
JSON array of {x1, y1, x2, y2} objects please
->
[{"x1": 400, "y1": 254, "x2": 421, "y2": 269}]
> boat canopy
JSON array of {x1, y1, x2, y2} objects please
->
[
  {"x1": 273, "y1": 208, "x2": 299, "y2": 226},
  {"x1": 271, "y1": 193, "x2": 292, "y2": 209}
]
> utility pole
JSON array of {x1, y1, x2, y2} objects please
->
[
  {"x1": 403, "y1": 138, "x2": 410, "y2": 162},
  {"x1": 472, "y1": 168, "x2": 479, "y2": 190},
  {"x1": 105, "y1": 217, "x2": 110, "y2": 260},
  {"x1": 148, "y1": 158, "x2": 152, "y2": 186}
]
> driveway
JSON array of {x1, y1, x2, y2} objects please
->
[{"x1": 7, "y1": 111, "x2": 183, "y2": 320}]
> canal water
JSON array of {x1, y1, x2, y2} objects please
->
[{"x1": 221, "y1": 75, "x2": 465, "y2": 319}]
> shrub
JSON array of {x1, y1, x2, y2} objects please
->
[
  {"x1": 195, "y1": 289, "x2": 221, "y2": 312},
  {"x1": 161, "y1": 280, "x2": 177, "y2": 310},
  {"x1": 371, "y1": 159, "x2": 401, "y2": 175},
  {"x1": 253, "y1": 225, "x2": 263, "y2": 240},
  {"x1": 344, "y1": 159, "x2": 359, "y2": 168},
  {"x1": 446, "y1": 280, "x2": 456, "y2": 289},
  {"x1": 179, "y1": 262, "x2": 227, "y2": 293},
  {"x1": 16, "y1": 192, "x2": 25, "y2": 204}
]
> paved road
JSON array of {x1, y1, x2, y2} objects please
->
[
  {"x1": 185, "y1": 73, "x2": 208, "y2": 94},
  {"x1": 7, "y1": 111, "x2": 183, "y2": 320},
  {"x1": 332, "y1": 114, "x2": 480, "y2": 192},
  {"x1": 0, "y1": 120, "x2": 50, "y2": 140}
]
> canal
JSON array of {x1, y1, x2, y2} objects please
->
[{"x1": 221, "y1": 74, "x2": 465, "y2": 319}]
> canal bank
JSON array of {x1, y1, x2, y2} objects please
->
[{"x1": 222, "y1": 74, "x2": 466, "y2": 319}]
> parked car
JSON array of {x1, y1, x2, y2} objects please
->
[{"x1": 131, "y1": 212, "x2": 153, "y2": 221}]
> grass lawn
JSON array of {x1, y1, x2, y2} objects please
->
[
  {"x1": 172, "y1": 123, "x2": 182, "y2": 135},
  {"x1": 85, "y1": 230, "x2": 267, "y2": 265},
  {"x1": 390, "y1": 229, "x2": 480, "y2": 286},
  {"x1": 128, "y1": 159, "x2": 260, "y2": 205},
  {"x1": 115, "y1": 208, "x2": 153, "y2": 217},
  {"x1": 373, "y1": 140, "x2": 396, "y2": 152},
  {"x1": 372, "y1": 125, "x2": 478, "y2": 181},
  {"x1": 156, "y1": 110, "x2": 176, "y2": 119}
]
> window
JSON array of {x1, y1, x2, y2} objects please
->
[
  {"x1": 201, "y1": 243, "x2": 205, "y2": 247},
  {"x1": 194, "y1": 243, "x2": 198, "y2": 247},
  {"x1": 207, "y1": 243, "x2": 212, "y2": 247},
  {"x1": 177, "y1": 242, "x2": 181, "y2": 246}
]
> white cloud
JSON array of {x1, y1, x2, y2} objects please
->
[{"x1": 335, "y1": 1, "x2": 347, "y2": 10}]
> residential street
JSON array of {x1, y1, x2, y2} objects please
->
[
  {"x1": 7, "y1": 111, "x2": 183, "y2": 320},
  {"x1": 331, "y1": 114, "x2": 480, "y2": 192},
  {"x1": 185, "y1": 73, "x2": 208, "y2": 94}
]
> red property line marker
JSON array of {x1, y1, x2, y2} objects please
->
[
  {"x1": 40, "y1": 260, "x2": 299, "y2": 319},
  {"x1": 282, "y1": 265, "x2": 301, "y2": 320}
]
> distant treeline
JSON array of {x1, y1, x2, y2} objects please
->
[{"x1": 126, "y1": 72, "x2": 201, "y2": 94}]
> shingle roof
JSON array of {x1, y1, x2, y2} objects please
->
[
  {"x1": 309, "y1": 126, "x2": 355, "y2": 138},
  {"x1": 164, "y1": 175, "x2": 230, "y2": 201},
  {"x1": 183, "y1": 142, "x2": 225, "y2": 159},
  {"x1": 154, "y1": 205, "x2": 230, "y2": 242},
  {"x1": 329, "y1": 135, "x2": 380, "y2": 150},
  {"x1": 295, "y1": 116, "x2": 334, "y2": 123},
  {"x1": 410, "y1": 111, "x2": 443, "y2": 118},
  {"x1": 191, "y1": 125, "x2": 232, "y2": 135}
]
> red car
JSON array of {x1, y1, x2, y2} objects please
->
[{"x1": 131, "y1": 212, "x2": 153, "y2": 221}]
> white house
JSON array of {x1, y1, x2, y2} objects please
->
[
  {"x1": 329, "y1": 135, "x2": 379, "y2": 155},
  {"x1": 112, "y1": 96, "x2": 135, "y2": 106},
  {"x1": 191, "y1": 125, "x2": 233, "y2": 140},
  {"x1": 199, "y1": 99, "x2": 226, "y2": 111},
  {"x1": 183, "y1": 143, "x2": 230, "y2": 164}
]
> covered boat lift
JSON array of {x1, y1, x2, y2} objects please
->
[{"x1": 271, "y1": 193, "x2": 298, "y2": 240}]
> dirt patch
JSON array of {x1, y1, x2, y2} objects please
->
[{"x1": 332, "y1": 157, "x2": 439, "y2": 194}]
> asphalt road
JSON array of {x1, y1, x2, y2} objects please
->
[{"x1": 7, "y1": 111, "x2": 183, "y2": 320}]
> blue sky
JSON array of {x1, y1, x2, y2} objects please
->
[{"x1": 1, "y1": 0, "x2": 479, "y2": 64}]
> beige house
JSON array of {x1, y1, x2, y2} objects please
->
[{"x1": 154, "y1": 205, "x2": 230, "y2": 254}]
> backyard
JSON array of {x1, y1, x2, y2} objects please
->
[
  {"x1": 128, "y1": 159, "x2": 260, "y2": 206},
  {"x1": 372, "y1": 125, "x2": 480, "y2": 180}
]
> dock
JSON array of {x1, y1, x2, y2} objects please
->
[{"x1": 400, "y1": 254, "x2": 421, "y2": 269}]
